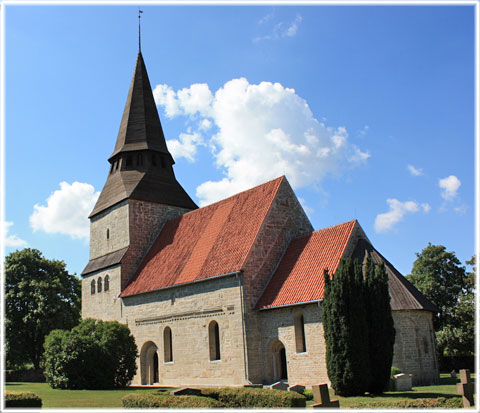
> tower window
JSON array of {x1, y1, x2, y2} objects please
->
[
  {"x1": 126, "y1": 156, "x2": 132, "y2": 167},
  {"x1": 97, "y1": 277, "x2": 102, "y2": 293},
  {"x1": 160, "y1": 157, "x2": 166, "y2": 168},
  {"x1": 91, "y1": 280, "x2": 95, "y2": 295},
  {"x1": 115, "y1": 159, "x2": 120, "y2": 170},
  {"x1": 104, "y1": 275, "x2": 110, "y2": 292},
  {"x1": 294, "y1": 312, "x2": 307, "y2": 353},
  {"x1": 106, "y1": 228, "x2": 110, "y2": 240},
  {"x1": 164, "y1": 326, "x2": 173, "y2": 362},
  {"x1": 110, "y1": 163, "x2": 114, "y2": 174},
  {"x1": 137, "y1": 154, "x2": 143, "y2": 166},
  {"x1": 208, "y1": 321, "x2": 221, "y2": 361},
  {"x1": 152, "y1": 155, "x2": 157, "y2": 166}
]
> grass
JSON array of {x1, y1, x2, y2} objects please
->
[
  {"x1": 5, "y1": 373, "x2": 475, "y2": 409},
  {"x1": 306, "y1": 373, "x2": 475, "y2": 408},
  {"x1": 5, "y1": 382, "x2": 174, "y2": 408}
]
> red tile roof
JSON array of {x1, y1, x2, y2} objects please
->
[
  {"x1": 120, "y1": 177, "x2": 284, "y2": 297},
  {"x1": 255, "y1": 220, "x2": 357, "y2": 310}
]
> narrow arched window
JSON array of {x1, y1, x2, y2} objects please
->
[
  {"x1": 97, "y1": 277, "x2": 102, "y2": 293},
  {"x1": 209, "y1": 321, "x2": 220, "y2": 361},
  {"x1": 106, "y1": 228, "x2": 110, "y2": 240},
  {"x1": 164, "y1": 326, "x2": 173, "y2": 362},
  {"x1": 294, "y1": 312, "x2": 306, "y2": 353},
  {"x1": 91, "y1": 280, "x2": 95, "y2": 295},
  {"x1": 104, "y1": 275, "x2": 110, "y2": 292}
]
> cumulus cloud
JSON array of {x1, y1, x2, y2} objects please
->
[
  {"x1": 375, "y1": 198, "x2": 428, "y2": 233},
  {"x1": 407, "y1": 164, "x2": 423, "y2": 176},
  {"x1": 167, "y1": 132, "x2": 204, "y2": 162},
  {"x1": 3, "y1": 221, "x2": 28, "y2": 248},
  {"x1": 155, "y1": 77, "x2": 370, "y2": 206},
  {"x1": 30, "y1": 182, "x2": 100, "y2": 240},
  {"x1": 439, "y1": 175, "x2": 461, "y2": 200}
]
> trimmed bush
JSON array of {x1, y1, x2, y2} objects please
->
[
  {"x1": 5, "y1": 391, "x2": 42, "y2": 408},
  {"x1": 345, "y1": 397, "x2": 463, "y2": 409},
  {"x1": 303, "y1": 389, "x2": 314, "y2": 400},
  {"x1": 201, "y1": 387, "x2": 306, "y2": 408},
  {"x1": 122, "y1": 393, "x2": 224, "y2": 408}
]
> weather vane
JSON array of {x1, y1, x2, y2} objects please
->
[{"x1": 138, "y1": 9, "x2": 143, "y2": 51}]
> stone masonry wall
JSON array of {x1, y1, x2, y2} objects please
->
[
  {"x1": 122, "y1": 274, "x2": 248, "y2": 387},
  {"x1": 121, "y1": 200, "x2": 192, "y2": 289},
  {"x1": 90, "y1": 201, "x2": 129, "y2": 259},
  {"x1": 259, "y1": 303, "x2": 329, "y2": 386},
  {"x1": 392, "y1": 310, "x2": 439, "y2": 385},
  {"x1": 241, "y1": 178, "x2": 313, "y2": 383},
  {"x1": 81, "y1": 265, "x2": 123, "y2": 321}
]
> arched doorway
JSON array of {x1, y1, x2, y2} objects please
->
[
  {"x1": 140, "y1": 341, "x2": 159, "y2": 385},
  {"x1": 269, "y1": 339, "x2": 288, "y2": 382}
]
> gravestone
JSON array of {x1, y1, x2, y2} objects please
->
[
  {"x1": 393, "y1": 373, "x2": 412, "y2": 391},
  {"x1": 270, "y1": 381, "x2": 289, "y2": 391},
  {"x1": 456, "y1": 369, "x2": 474, "y2": 408},
  {"x1": 450, "y1": 369, "x2": 457, "y2": 378},
  {"x1": 309, "y1": 384, "x2": 339, "y2": 408},
  {"x1": 288, "y1": 384, "x2": 306, "y2": 394},
  {"x1": 170, "y1": 387, "x2": 202, "y2": 396}
]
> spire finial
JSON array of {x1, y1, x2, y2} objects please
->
[{"x1": 138, "y1": 9, "x2": 143, "y2": 52}]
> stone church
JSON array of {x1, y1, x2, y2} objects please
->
[{"x1": 81, "y1": 49, "x2": 440, "y2": 387}]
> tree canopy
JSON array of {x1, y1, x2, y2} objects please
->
[
  {"x1": 5, "y1": 248, "x2": 81, "y2": 370},
  {"x1": 43, "y1": 318, "x2": 138, "y2": 389},
  {"x1": 407, "y1": 245, "x2": 474, "y2": 357}
]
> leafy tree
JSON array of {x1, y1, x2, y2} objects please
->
[
  {"x1": 42, "y1": 318, "x2": 138, "y2": 389},
  {"x1": 407, "y1": 245, "x2": 474, "y2": 356},
  {"x1": 365, "y1": 258, "x2": 395, "y2": 394},
  {"x1": 5, "y1": 248, "x2": 81, "y2": 370},
  {"x1": 323, "y1": 258, "x2": 370, "y2": 396}
]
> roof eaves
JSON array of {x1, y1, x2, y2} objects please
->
[{"x1": 258, "y1": 298, "x2": 323, "y2": 311}]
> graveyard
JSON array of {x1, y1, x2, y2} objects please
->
[{"x1": 5, "y1": 372, "x2": 475, "y2": 409}]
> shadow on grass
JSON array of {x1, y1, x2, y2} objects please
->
[
  {"x1": 377, "y1": 392, "x2": 459, "y2": 400},
  {"x1": 5, "y1": 383, "x2": 22, "y2": 386}
]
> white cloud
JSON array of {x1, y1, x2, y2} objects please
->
[
  {"x1": 358, "y1": 125, "x2": 369, "y2": 137},
  {"x1": 374, "y1": 198, "x2": 426, "y2": 233},
  {"x1": 454, "y1": 205, "x2": 468, "y2": 215},
  {"x1": 167, "y1": 132, "x2": 204, "y2": 162},
  {"x1": 155, "y1": 77, "x2": 370, "y2": 206},
  {"x1": 253, "y1": 14, "x2": 303, "y2": 42},
  {"x1": 3, "y1": 221, "x2": 28, "y2": 248},
  {"x1": 439, "y1": 175, "x2": 461, "y2": 200},
  {"x1": 30, "y1": 182, "x2": 100, "y2": 240},
  {"x1": 407, "y1": 164, "x2": 423, "y2": 176},
  {"x1": 421, "y1": 203, "x2": 431, "y2": 213}
]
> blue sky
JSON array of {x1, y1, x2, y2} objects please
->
[{"x1": 3, "y1": 3, "x2": 476, "y2": 277}]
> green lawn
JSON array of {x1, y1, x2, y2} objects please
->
[
  {"x1": 5, "y1": 382, "x2": 174, "y2": 408},
  {"x1": 5, "y1": 373, "x2": 475, "y2": 409}
]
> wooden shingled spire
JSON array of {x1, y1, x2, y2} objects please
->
[{"x1": 89, "y1": 50, "x2": 197, "y2": 217}]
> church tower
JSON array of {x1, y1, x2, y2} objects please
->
[{"x1": 81, "y1": 50, "x2": 197, "y2": 321}]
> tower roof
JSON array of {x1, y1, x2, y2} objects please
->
[
  {"x1": 110, "y1": 51, "x2": 171, "y2": 162},
  {"x1": 89, "y1": 51, "x2": 197, "y2": 218}
]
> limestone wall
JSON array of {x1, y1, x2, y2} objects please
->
[
  {"x1": 90, "y1": 201, "x2": 129, "y2": 259},
  {"x1": 392, "y1": 310, "x2": 439, "y2": 385},
  {"x1": 122, "y1": 274, "x2": 248, "y2": 386},
  {"x1": 258, "y1": 303, "x2": 329, "y2": 386},
  {"x1": 81, "y1": 265, "x2": 123, "y2": 321}
]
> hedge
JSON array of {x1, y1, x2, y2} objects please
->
[
  {"x1": 201, "y1": 387, "x2": 306, "y2": 408},
  {"x1": 343, "y1": 397, "x2": 463, "y2": 409},
  {"x1": 122, "y1": 393, "x2": 224, "y2": 408},
  {"x1": 5, "y1": 391, "x2": 42, "y2": 408}
]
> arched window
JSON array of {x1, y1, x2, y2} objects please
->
[
  {"x1": 97, "y1": 277, "x2": 102, "y2": 293},
  {"x1": 294, "y1": 312, "x2": 306, "y2": 353},
  {"x1": 164, "y1": 326, "x2": 173, "y2": 362},
  {"x1": 106, "y1": 228, "x2": 110, "y2": 240},
  {"x1": 91, "y1": 280, "x2": 95, "y2": 295},
  {"x1": 104, "y1": 275, "x2": 110, "y2": 291},
  {"x1": 208, "y1": 321, "x2": 221, "y2": 361}
]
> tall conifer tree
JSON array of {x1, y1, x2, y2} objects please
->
[
  {"x1": 323, "y1": 258, "x2": 370, "y2": 396},
  {"x1": 365, "y1": 258, "x2": 396, "y2": 394}
]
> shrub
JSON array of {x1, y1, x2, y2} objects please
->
[
  {"x1": 390, "y1": 366, "x2": 402, "y2": 377},
  {"x1": 42, "y1": 318, "x2": 138, "y2": 389},
  {"x1": 303, "y1": 389, "x2": 313, "y2": 400},
  {"x1": 5, "y1": 391, "x2": 42, "y2": 408},
  {"x1": 347, "y1": 397, "x2": 463, "y2": 409},
  {"x1": 122, "y1": 393, "x2": 224, "y2": 408},
  {"x1": 201, "y1": 387, "x2": 306, "y2": 408}
]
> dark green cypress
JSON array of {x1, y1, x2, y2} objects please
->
[
  {"x1": 365, "y1": 260, "x2": 396, "y2": 393},
  {"x1": 323, "y1": 258, "x2": 370, "y2": 396}
]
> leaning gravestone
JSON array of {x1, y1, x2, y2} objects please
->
[
  {"x1": 309, "y1": 384, "x2": 339, "y2": 408},
  {"x1": 456, "y1": 369, "x2": 475, "y2": 408},
  {"x1": 170, "y1": 388, "x2": 202, "y2": 396},
  {"x1": 288, "y1": 384, "x2": 306, "y2": 394},
  {"x1": 450, "y1": 369, "x2": 457, "y2": 378},
  {"x1": 270, "y1": 381, "x2": 289, "y2": 391}
]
